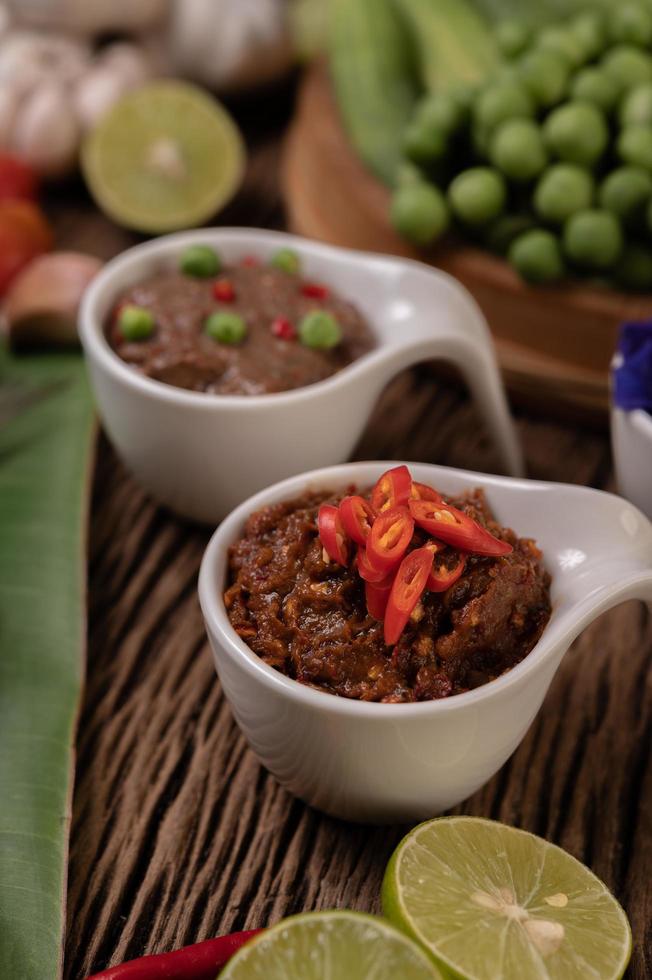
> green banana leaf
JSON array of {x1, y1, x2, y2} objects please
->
[
  {"x1": 470, "y1": 0, "x2": 609, "y2": 26},
  {"x1": 0, "y1": 347, "x2": 95, "y2": 979}
]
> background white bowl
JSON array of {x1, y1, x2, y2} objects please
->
[
  {"x1": 80, "y1": 228, "x2": 522, "y2": 524},
  {"x1": 611, "y1": 408, "x2": 652, "y2": 521},
  {"x1": 199, "y1": 461, "x2": 652, "y2": 824}
]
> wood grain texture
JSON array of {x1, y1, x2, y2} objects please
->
[{"x1": 57, "y1": 83, "x2": 652, "y2": 979}]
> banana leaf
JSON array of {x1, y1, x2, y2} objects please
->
[
  {"x1": 470, "y1": 0, "x2": 609, "y2": 26},
  {"x1": 0, "y1": 347, "x2": 95, "y2": 979}
]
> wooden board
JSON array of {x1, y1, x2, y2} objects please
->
[{"x1": 282, "y1": 62, "x2": 652, "y2": 418}]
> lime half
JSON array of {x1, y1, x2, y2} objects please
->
[
  {"x1": 383, "y1": 817, "x2": 631, "y2": 980},
  {"x1": 220, "y1": 910, "x2": 443, "y2": 980},
  {"x1": 82, "y1": 81, "x2": 245, "y2": 234}
]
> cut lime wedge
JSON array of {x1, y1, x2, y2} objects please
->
[
  {"x1": 220, "y1": 910, "x2": 443, "y2": 979},
  {"x1": 382, "y1": 817, "x2": 632, "y2": 980},
  {"x1": 81, "y1": 81, "x2": 245, "y2": 234}
]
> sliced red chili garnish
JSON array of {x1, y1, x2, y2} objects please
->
[
  {"x1": 384, "y1": 546, "x2": 432, "y2": 645},
  {"x1": 408, "y1": 498, "x2": 513, "y2": 557},
  {"x1": 339, "y1": 495, "x2": 376, "y2": 545},
  {"x1": 357, "y1": 546, "x2": 388, "y2": 583},
  {"x1": 317, "y1": 504, "x2": 349, "y2": 565},
  {"x1": 301, "y1": 282, "x2": 329, "y2": 299},
  {"x1": 241, "y1": 254, "x2": 260, "y2": 267},
  {"x1": 213, "y1": 278, "x2": 235, "y2": 302},
  {"x1": 370, "y1": 465, "x2": 413, "y2": 513},
  {"x1": 411, "y1": 481, "x2": 443, "y2": 503},
  {"x1": 271, "y1": 316, "x2": 296, "y2": 340},
  {"x1": 367, "y1": 505, "x2": 414, "y2": 572},
  {"x1": 425, "y1": 542, "x2": 466, "y2": 592},
  {"x1": 365, "y1": 574, "x2": 394, "y2": 621}
]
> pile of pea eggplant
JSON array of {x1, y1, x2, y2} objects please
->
[{"x1": 331, "y1": 0, "x2": 652, "y2": 290}]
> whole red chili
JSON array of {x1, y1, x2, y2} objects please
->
[{"x1": 84, "y1": 929, "x2": 262, "y2": 980}]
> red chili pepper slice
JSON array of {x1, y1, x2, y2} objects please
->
[
  {"x1": 357, "y1": 546, "x2": 388, "y2": 583},
  {"x1": 84, "y1": 929, "x2": 262, "y2": 980},
  {"x1": 365, "y1": 574, "x2": 394, "y2": 620},
  {"x1": 301, "y1": 282, "x2": 329, "y2": 299},
  {"x1": 367, "y1": 505, "x2": 414, "y2": 572},
  {"x1": 339, "y1": 495, "x2": 376, "y2": 545},
  {"x1": 241, "y1": 255, "x2": 260, "y2": 267},
  {"x1": 271, "y1": 316, "x2": 296, "y2": 340},
  {"x1": 317, "y1": 504, "x2": 349, "y2": 565},
  {"x1": 370, "y1": 465, "x2": 413, "y2": 513},
  {"x1": 410, "y1": 481, "x2": 443, "y2": 503},
  {"x1": 408, "y1": 499, "x2": 513, "y2": 557},
  {"x1": 384, "y1": 546, "x2": 432, "y2": 645},
  {"x1": 426, "y1": 542, "x2": 466, "y2": 592},
  {"x1": 213, "y1": 278, "x2": 235, "y2": 302}
]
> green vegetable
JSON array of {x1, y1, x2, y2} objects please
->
[
  {"x1": 394, "y1": 0, "x2": 499, "y2": 93},
  {"x1": 180, "y1": 244, "x2": 221, "y2": 277},
  {"x1": 474, "y1": 80, "x2": 534, "y2": 133},
  {"x1": 494, "y1": 19, "x2": 530, "y2": 59},
  {"x1": 270, "y1": 247, "x2": 301, "y2": 275},
  {"x1": 508, "y1": 228, "x2": 564, "y2": 282},
  {"x1": 519, "y1": 48, "x2": 570, "y2": 107},
  {"x1": 608, "y1": 3, "x2": 652, "y2": 47},
  {"x1": 570, "y1": 10, "x2": 607, "y2": 60},
  {"x1": 414, "y1": 92, "x2": 465, "y2": 132},
  {"x1": 489, "y1": 118, "x2": 547, "y2": 180},
  {"x1": 543, "y1": 101, "x2": 608, "y2": 167},
  {"x1": 599, "y1": 166, "x2": 652, "y2": 225},
  {"x1": 329, "y1": 0, "x2": 419, "y2": 186},
  {"x1": 614, "y1": 243, "x2": 652, "y2": 289},
  {"x1": 403, "y1": 120, "x2": 449, "y2": 164},
  {"x1": 570, "y1": 67, "x2": 619, "y2": 112},
  {"x1": 205, "y1": 311, "x2": 247, "y2": 344},
  {"x1": 534, "y1": 163, "x2": 594, "y2": 223},
  {"x1": 118, "y1": 304, "x2": 155, "y2": 341},
  {"x1": 449, "y1": 167, "x2": 506, "y2": 225},
  {"x1": 391, "y1": 182, "x2": 449, "y2": 244},
  {"x1": 0, "y1": 349, "x2": 94, "y2": 980},
  {"x1": 299, "y1": 310, "x2": 343, "y2": 349},
  {"x1": 601, "y1": 44, "x2": 652, "y2": 94},
  {"x1": 537, "y1": 25, "x2": 585, "y2": 67},
  {"x1": 618, "y1": 125, "x2": 652, "y2": 169},
  {"x1": 563, "y1": 208, "x2": 623, "y2": 269},
  {"x1": 485, "y1": 212, "x2": 536, "y2": 253},
  {"x1": 620, "y1": 82, "x2": 652, "y2": 126}
]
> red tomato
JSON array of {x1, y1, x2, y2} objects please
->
[
  {"x1": 339, "y1": 495, "x2": 376, "y2": 545},
  {"x1": 0, "y1": 155, "x2": 38, "y2": 203},
  {"x1": 426, "y1": 545, "x2": 466, "y2": 592},
  {"x1": 408, "y1": 499, "x2": 513, "y2": 557},
  {"x1": 410, "y1": 481, "x2": 443, "y2": 503},
  {"x1": 317, "y1": 504, "x2": 349, "y2": 565},
  {"x1": 0, "y1": 200, "x2": 53, "y2": 295},
  {"x1": 384, "y1": 547, "x2": 432, "y2": 645},
  {"x1": 370, "y1": 465, "x2": 412, "y2": 513},
  {"x1": 367, "y1": 505, "x2": 414, "y2": 573},
  {"x1": 357, "y1": 546, "x2": 388, "y2": 583},
  {"x1": 365, "y1": 575, "x2": 394, "y2": 620}
]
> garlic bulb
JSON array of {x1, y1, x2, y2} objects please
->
[
  {"x1": 11, "y1": 84, "x2": 79, "y2": 177},
  {"x1": 0, "y1": 30, "x2": 89, "y2": 92},
  {"x1": 5, "y1": 0, "x2": 167, "y2": 37},
  {"x1": 169, "y1": 0, "x2": 293, "y2": 92}
]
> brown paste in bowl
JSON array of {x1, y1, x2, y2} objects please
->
[{"x1": 224, "y1": 487, "x2": 552, "y2": 703}]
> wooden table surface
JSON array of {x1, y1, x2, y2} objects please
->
[{"x1": 53, "y1": 82, "x2": 652, "y2": 979}]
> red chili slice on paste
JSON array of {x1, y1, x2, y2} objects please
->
[
  {"x1": 339, "y1": 495, "x2": 376, "y2": 545},
  {"x1": 425, "y1": 542, "x2": 466, "y2": 592},
  {"x1": 317, "y1": 504, "x2": 349, "y2": 565},
  {"x1": 384, "y1": 546, "x2": 432, "y2": 645},
  {"x1": 367, "y1": 505, "x2": 414, "y2": 572},
  {"x1": 213, "y1": 278, "x2": 235, "y2": 302},
  {"x1": 365, "y1": 575, "x2": 394, "y2": 621},
  {"x1": 301, "y1": 282, "x2": 329, "y2": 299},
  {"x1": 408, "y1": 498, "x2": 513, "y2": 557},
  {"x1": 410, "y1": 481, "x2": 443, "y2": 503},
  {"x1": 357, "y1": 546, "x2": 388, "y2": 583},
  {"x1": 370, "y1": 465, "x2": 413, "y2": 513}
]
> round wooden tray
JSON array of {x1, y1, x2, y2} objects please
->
[{"x1": 282, "y1": 62, "x2": 652, "y2": 419}]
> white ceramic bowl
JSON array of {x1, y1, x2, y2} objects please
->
[
  {"x1": 79, "y1": 228, "x2": 522, "y2": 524},
  {"x1": 199, "y1": 460, "x2": 652, "y2": 824},
  {"x1": 611, "y1": 407, "x2": 652, "y2": 521}
]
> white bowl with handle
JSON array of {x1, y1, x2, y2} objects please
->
[
  {"x1": 198, "y1": 460, "x2": 652, "y2": 824},
  {"x1": 611, "y1": 408, "x2": 652, "y2": 521},
  {"x1": 79, "y1": 228, "x2": 522, "y2": 524}
]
